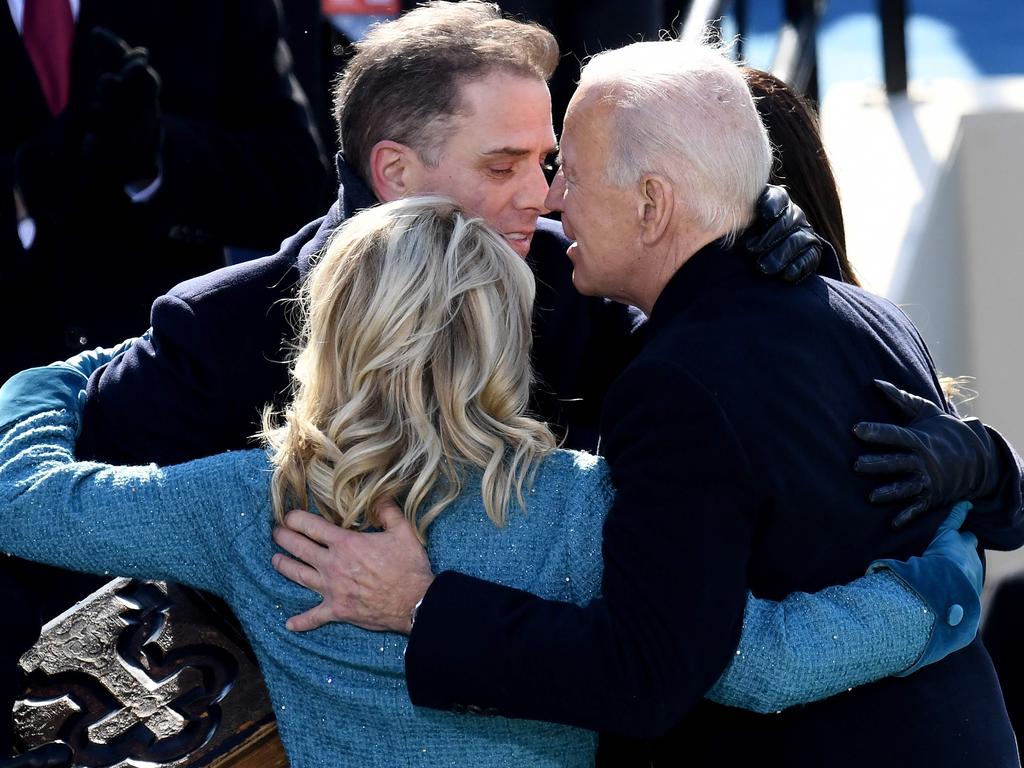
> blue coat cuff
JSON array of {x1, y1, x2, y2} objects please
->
[
  {"x1": 0, "y1": 365, "x2": 89, "y2": 434},
  {"x1": 867, "y1": 554, "x2": 980, "y2": 676}
]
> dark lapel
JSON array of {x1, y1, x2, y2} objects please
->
[{"x1": 1, "y1": 3, "x2": 52, "y2": 135}]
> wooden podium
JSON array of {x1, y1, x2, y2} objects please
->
[{"x1": 14, "y1": 579, "x2": 287, "y2": 767}]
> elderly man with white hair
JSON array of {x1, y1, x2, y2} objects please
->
[{"x1": 271, "y1": 39, "x2": 1024, "y2": 766}]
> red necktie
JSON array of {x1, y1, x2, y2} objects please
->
[{"x1": 22, "y1": 0, "x2": 75, "y2": 115}]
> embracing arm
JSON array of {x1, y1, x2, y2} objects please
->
[
  {"x1": 0, "y1": 365, "x2": 260, "y2": 595},
  {"x1": 713, "y1": 499, "x2": 981, "y2": 713},
  {"x1": 854, "y1": 380, "x2": 1024, "y2": 549},
  {"x1": 76, "y1": 246, "x2": 306, "y2": 466}
]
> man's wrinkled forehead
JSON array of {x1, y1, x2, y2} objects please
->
[{"x1": 434, "y1": 74, "x2": 557, "y2": 159}]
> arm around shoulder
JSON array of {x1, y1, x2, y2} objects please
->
[{"x1": 78, "y1": 256, "x2": 297, "y2": 466}]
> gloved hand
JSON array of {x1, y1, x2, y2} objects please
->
[
  {"x1": 854, "y1": 379, "x2": 1003, "y2": 527},
  {"x1": 0, "y1": 743, "x2": 73, "y2": 768},
  {"x1": 742, "y1": 185, "x2": 832, "y2": 284},
  {"x1": 868, "y1": 502, "x2": 982, "y2": 675},
  {"x1": 81, "y1": 27, "x2": 162, "y2": 187}
]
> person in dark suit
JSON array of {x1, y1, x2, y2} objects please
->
[
  {"x1": 0, "y1": 2, "x2": 326, "y2": 764},
  {"x1": 1, "y1": 0, "x2": 330, "y2": 384},
  {"x1": 271, "y1": 38, "x2": 1024, "y2": 767}
]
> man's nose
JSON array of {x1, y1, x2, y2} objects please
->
[{"x1": 544, "y1": 170, "x2": 565, "y2": 212}]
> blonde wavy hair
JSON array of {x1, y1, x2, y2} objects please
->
[{"x1": 261, "y1": 197, "x2": 556, "y2": 540}]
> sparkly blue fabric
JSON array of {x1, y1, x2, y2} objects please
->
[{"x1": 0, "y1": 403, "x2": 931, "y2": 766}]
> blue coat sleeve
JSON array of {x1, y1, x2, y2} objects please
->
[
  {"x1": 710, "y1": 572, "x2": 932, "y2": 713},
  {"x1": 565, "y1": 453, "x2": 940, "y2": 716},
  {"x1": 0, "y1": 368, "x2": 264, "y2": 596}
]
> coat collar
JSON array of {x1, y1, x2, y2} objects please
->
[
  {"x1": 336, "y1": 153, "x2": 378, "y2": 220},
  {"x1": 643, "y1": 237, "x2": 753, "y2": 341},
  {"x1": 296, "y1": 154, "x2": 379, "y2": 279}
]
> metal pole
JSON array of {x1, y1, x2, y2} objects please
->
[
  {"x1": 879, "y1": 0, "x2": 908, "y2": 94},
  {"x1": 775, "y1": 0, "x2": 820, "y2": 104},
  {"x1": 735, "y1": 0, "x2": 747, "y2": 60}
]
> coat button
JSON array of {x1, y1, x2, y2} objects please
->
[{"x1": 947, "y1": 604, "x2": 964, "y2": 627}]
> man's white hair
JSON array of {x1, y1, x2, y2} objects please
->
[{"x1": 578, "y1": 39, "x2": 771, "y2": 243}]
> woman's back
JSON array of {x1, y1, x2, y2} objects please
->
[{"x1": 215, "y1": 447, "x2": 610, "y2": 766}]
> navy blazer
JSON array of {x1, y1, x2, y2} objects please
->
[
  {"x1": 77, "y1": 157, "x2": 638, "y2": 463},
  {"x1": 405, "y1": 239, "x2": 1024, "y2": 767}
]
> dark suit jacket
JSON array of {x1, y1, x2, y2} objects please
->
[
  {"x1": 77, "y1": 156, "x2": 638, "y2": 463},
  {"x1": 404, "y1": 239, "x2": 1024, "y2": 767},
  {"x1": 0, "y1": 0, "x2": 329, "y2": 382}
]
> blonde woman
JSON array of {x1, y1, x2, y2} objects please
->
[{"x1": 0, "y1": 198, "x2": 981, "y2": 767}]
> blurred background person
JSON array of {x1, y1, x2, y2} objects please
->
[{"x1": 1, "y1": 0, "x2": 331, "y2": 384}]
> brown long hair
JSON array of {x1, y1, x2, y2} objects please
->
[{"x1": 743, "y1": 67, "x2": 859, "y2": 286}]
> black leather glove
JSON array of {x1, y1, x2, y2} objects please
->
[
  {"x1": 854, "y1": 379, "x2": 1003, "y2": 528},
  {"x1": 742, "y1": 185, "x2": 829, "y2": 284},
  {"x1": 0, "y1": 743, "x2": 73, "y2": 768},
  {"x1": 81, "y1": 27, "x2": 162, "y2": 187}
]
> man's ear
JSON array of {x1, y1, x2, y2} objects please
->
[
  {"x1": 638, "y1": 174, "x2": 675, "y2": 246},
  {"x1": 368, "y1": 140, "x2": 420, "y2": 202}
]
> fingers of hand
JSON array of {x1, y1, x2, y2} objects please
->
[
  {"x1": 869, "y1": 476, "x2": 927, "y2": 504},
  {"x1": 273, "y1": 524, "x2": 329, "y2": 569},
  {"x1": 938, "y1": 500, "x2": 973, "y2": 534},
  {"x1": 755, "y1": 184, "x2": 788, "y2": 221},
  {"x1": 892, "y1": 499, "x2": 929, "y2": 529},
  {"x1": 271, "y1": 552, "x2": 324, "y2": 594},
  {"x1": 283, "y1": 508, "x2": 341, "y2": 545},
  {"x1": 375, "y1": 499, "x2": 406, "y2": 530},
  {"x1": 854, "y1": 452, "x2": 919, "y2": 475},
  {"x1": 752, "y1": 228, "x2": 815, "y2": 272},
  {"x1": 778, "y1": 198, "x2": 809, "y2": 231},
  {"x1": 781, "y1": 246, "x2": 819, "y2": 284},
  {"x1": 873, "y1": 379, "x2": 942, "y2": 420},
  {"x1": 285, "y1": 603, "x2": 337, "y2": 633},
  {"x1": 853, "y1": 421, "x2": 917, "y2": 449}
]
